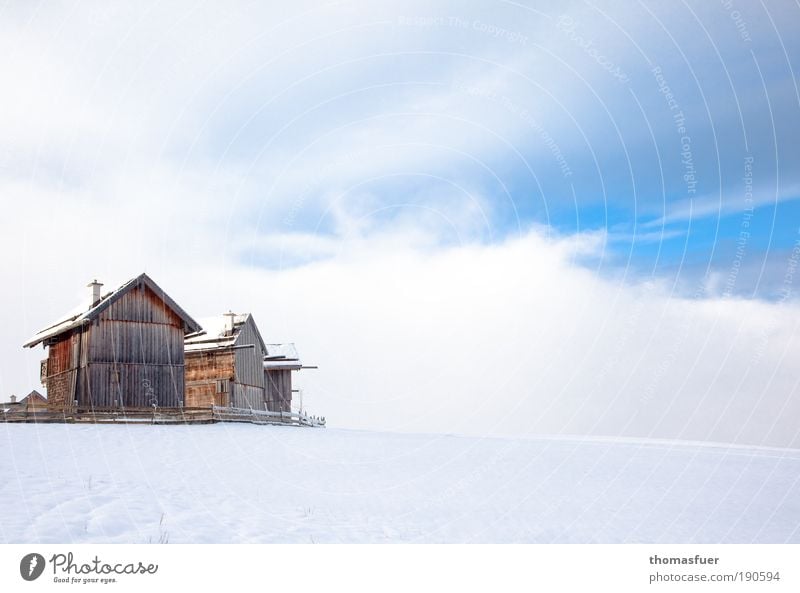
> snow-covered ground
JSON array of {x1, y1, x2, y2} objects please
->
[{"x1": 1, "y1": 423, "x2": 799, "y2": 543}]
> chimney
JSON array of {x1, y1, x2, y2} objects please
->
[
  {"x1": 9, "y1": 395, "x2": 16, "y2": 404},
  {"x1": 87, "y1": 279, "x2": 104, "y2": 307},
  {"x1": 223, "y1": 311, "x2": 237, "y2": 335}
]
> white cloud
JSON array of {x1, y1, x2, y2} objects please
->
[
  {"x1": 196, "y1": 228, "x2": 800, "y2": 448},
  {"x1": 7, "y1": 218, "x2": 800, "y2": 447}
]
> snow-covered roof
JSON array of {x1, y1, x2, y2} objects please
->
[
  {"x1": 263, "y1": 361, "x2": 303, "y2": 370},
  {"x1": 24, "y1": 273, "x2": 201, "y2": 348},
  {"x1": 184, "y1": 312, "x2": 265, "y2": 353},
  {"x1": 263, "y1": 343, "x2": 303, "y2": 370},
  {"x1": 184, "y1": 338, "x2": 237, "y2": 352},
  {"x1": 264, "y1": 343, "x2": 299, "y2": 360},
  {"x1": 184, "y1": 315, "x2": 240, "y2": 351}
]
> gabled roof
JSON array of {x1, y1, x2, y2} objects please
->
[
  {"x1": 185, "y1": 313, "x2": 266, "y2": 353},
  {"x1": 19, "y1": 390, "x2": 46, "y2": 404},
  {"x1": 24, "y1": 273, "x2": 201, "y2": 348}
]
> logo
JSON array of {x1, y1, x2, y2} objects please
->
[{"x1": 20, "y1": 553, "x2": 46, "y2": 581}]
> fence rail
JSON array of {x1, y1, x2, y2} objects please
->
[
  {"x1": 0, "y1": 406, "x2": 325, "y2": 427},
  {"x1": 212, "y1": 406, "x2": 326, "y2": 427}
]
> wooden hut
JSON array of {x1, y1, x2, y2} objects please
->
[
  {"x1": 184, "y1": 313, "x2": 268, "y2": 410},
  {"x1": 185, "y1": 315, "x2": 312, "y2": 414},
  {"x1": 23, "y1": 273, "x2": 201, "y2": 412},
  {"x1": 1, "y1": 394, "x2": 21, "y2": 413},
  {"x1": 18, "y1": 390, "x2": 48, "y2": 412},
  {"x1": 263, "y1": 343, "x2": 304, "y2": 413}
]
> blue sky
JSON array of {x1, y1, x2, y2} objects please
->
[
  {"x1": 2, "y1": 1, "x2": 800, "y2": 445},
  {"x1": 110, "y1": 0, "x2": 797, "y2": 296}
]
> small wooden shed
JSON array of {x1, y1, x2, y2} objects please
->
[
  {"x1": 24, "y1": 273, "x2": 201, "y2": 411},
  {"x1": 184, "y1": 313, "x2": 268, "y2": 410},
  {"x1": 18, "y1": 390, "x2": 48, "y2": 412},
  {"x1": 264, "y1": 343, "x2": 304, "y2": 413}
]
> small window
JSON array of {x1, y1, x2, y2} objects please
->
[{"x1": 215, "y1": 379, "x2": 229, "y2": 394}]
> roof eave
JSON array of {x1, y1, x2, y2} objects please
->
[
  {"x1": 23, "y1": 273, "x2": 202, "y2": 347},
  {"x1": 23, "y1": 317, "x2": 89, "y2": 349}
]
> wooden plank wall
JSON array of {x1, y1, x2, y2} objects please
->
[
  {"x1": 265, "y1": 369, "x2": 292, "y2": 413},
  {"x1": 233, "y1": 318, "x2": 265, "y2": 387},
  {"x1": 81, "y1": 284, "x2": 186, "y2": 408},
  {"x1": 45, "y1": 334, "x2": 80, "y2": 410},
  {"x1": 232, "y1": 383, "x2": 264, "y2": 410},
  {"x1": 185, "y1": 349, "x2": 234, "y2": 408},
  {"x1": 231, "y1": 316, "x2": 266, "y2": 409}
]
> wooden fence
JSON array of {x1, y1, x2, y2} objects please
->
[
  {"x1": 0, "y1": 406, "x2": 325, "y2": 427},
  {"x1": 212, "y1": 406, "x2": 326, "y2": 427}
]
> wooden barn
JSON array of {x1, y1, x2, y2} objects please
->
[
  {"x1": 24, "y1": 274, "x2": 201, "y2": 411},
  {"x1": 184, "y1": 313, "x2": 268, "y2": 410},
  {"x1": 185, "y1": 314, "x2": 311, "y2": 413}
]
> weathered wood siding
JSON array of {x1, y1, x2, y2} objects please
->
[
  {"x1": 231, "y1": 384, "x2": 263, "y2": 410},
  {"x1": 185, "y1": 350, "x2": 234, "y2": 408},
  {"x1": 185, "y1": 383, "x2": 226, "y2": 408},
  {"x1": 182, "y1": 315, "x2": 271, "y2": 410},
  {"x1": 265, "y1": 369, "x2": 292, "y2": 413},
  {"x1": 45, "y1": 333, "x2": 82, "y2": 410},
  {"x1": 45, "y1": 328, "x2": 89, "y2": 410},
  {"x1": 233, "y1": 319, "x2": 265, "y2": 388},
  {"x1": 230, "y1": 317, "x2": 266, "y2": 409},
  {"x1": 184, "y1": 340, "x2": 267, "y2": 410},
  {"x1": 23, "y1": 396, "x2": 48, "y2": 411},
  {"x1": 81, "y1": 284, "x2": 186, "y2": 408}
]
